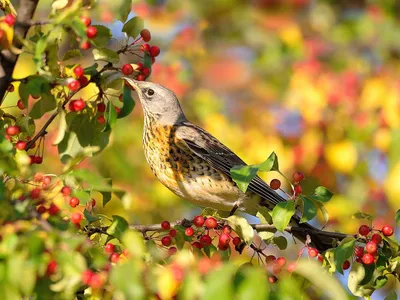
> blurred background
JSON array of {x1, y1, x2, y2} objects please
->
[{"x1": 3, "y1": 0, "x2": 400, "y2": 296}]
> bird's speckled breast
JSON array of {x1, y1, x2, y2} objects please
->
[{"x1": 142, "y1": 120, "x2": 251, "y2": 211}]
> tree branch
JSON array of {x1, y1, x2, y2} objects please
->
[{"x1": 0, "y1": 0, "x2": 40, "y2": 104}]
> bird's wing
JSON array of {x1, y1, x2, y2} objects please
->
[{"x1": 175, "y1": 122, "x2": 285, "y2": 206}]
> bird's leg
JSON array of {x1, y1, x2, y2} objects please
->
[{"x1": 229, "y1": 203, "x2": 239, "y2": 216}]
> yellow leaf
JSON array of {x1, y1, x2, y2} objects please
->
[{"x1": 324, "y1": 140, "x2": 357, "y2": 174}]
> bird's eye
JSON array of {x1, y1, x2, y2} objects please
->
[{"x1": 147, "y1": 89, "x2": 154, "y2": 96}]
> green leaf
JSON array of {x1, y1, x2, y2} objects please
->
[
  {"x1": 236, "y1": 268, "x2": 268, "y2": 300},
  {"x1": 271, "y1": 201, "x2": 295, "y2": 232},
  {"x1": 334, "y1": 238, "x2": 356, "y2": 274},
  {"x1": 348, "y1": 263, "x2": 375, "y2": 298},
  {"x1": 313, "y1": 200, "x2": 329, "y2": 226},
  {"x1": 257, "y1": 151, "x2": 279, "y2": 172},
  {"x1": 174, "y1": 229, "x2": 185, "y2": 250},
  {"x1": 105, "y1": 101, "x2": 118, "y2": 129},
  {"x1": 395, "y1": 209, "x2": 400, "y2": 226},
  {"x1": 256, "y1": 207, "x2": 273, "y2": 224},
  {"x1": 143, "y1": 51, "x2": 152, "y2": 69},
  {"x1": 19, "y1": 75, "x2": 51, "y2": 109},
  {"x1": 107, "y1": 215, "x2": 129, "y2": 240},
  {"x1": 70, "y1": 169, "x2": 111, "y2": 191},
  {"x1": 351, "y1": 211, "x2": 374, "y2": 222},
  {"x1": 71, "y1": 189, "x2": 90, "y2": 204},
  {"x1": 230, "y1": 165, "x2": 258, "y2": 193},
  {"x1": 52, "y1": 111, "x2": 67, "y2": 145},
  {"x1": 272, "y1": 236, "x2": 287, "y2": 250},
  {"x1": 33, "y1": 35, "x2": 48, "y2": 69},
  {"x1": 299, "y1": 195, "x2": 317, "y2": 223},
  {"x1": 226, "y1": 215, "x2": 254, "y2": 244},
  {"x1": 70, "y1": 18, "x2": 87, "y2": 38},
  {"x1": 122, "y1": 16, "x2": 144, "y2": 39},
  {"x1": 29, "y1": 94, "x2": 56, "y2": 119},
  {"x1": 118, "y1": 0, "x2": 132, "y2": 23},
  {"x1": 83, "y1": 63, "x2": 99, "y2": 76},
  {"x1": 110, "y1": 260, "x2": 145, "y2": 299},
  {"x1": 101, "y1": 190, "x2": 112, "y2": 207},
  {"x1": 310, "y1": 186, "x2": 333, "y2": 202},
  {"x1": 122, "y1": 230, "x2": 145, "y2": 256},
  {"x1": 202, "y1": 265, "x2": 236, "y2": 300},
  {"x1": 373, "y1": 275, "x2": 388, "y2": 289},
  {"x1": 16, "y1": 115, "x2": 35, "y2": 136},
  {"x1": 91, "y1": 25, "x2": 112, "y2": 48},
  {"x1": 294, "y1": 260, "x2": 348, "y2": 300},
  {"x1": 61, "y1": 49, "x2": 83, "y2": 61},
  {"x1": 385, "y1": 291, "x2": 398, "y2": 300},
  {"x1": 92, "y1": 48, "x2": 119, "y2": 64},
  {"x1": 83, "y1": 209, "x2": 100, "y2": 223},
  {"x1": 118, "y1": 85, "x2": 136, "y2": 118}
]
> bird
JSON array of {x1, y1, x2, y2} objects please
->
[{"x1": 125, "y1": 78, "x2": 342, "y2": 251}]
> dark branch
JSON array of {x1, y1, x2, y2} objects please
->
[{"x1": 0, "y1": 0, "x2": 40, "y2": 104}]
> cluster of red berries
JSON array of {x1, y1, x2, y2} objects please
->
[
  {"x1": 79, "y1": 16, "x2": 96, "y2": 50},
  {"x1": 159, "y1": 216, "x2": 242, "y2": 254},
  {"x1": 270, "y1": 171, "x2": 304, "y2": 196},
  {"x1": 353, "y1": 224, "x2": 394, "y2": 266},
  {"x1": 67, "y1": 65, "x2": 89, "y2": 95}
]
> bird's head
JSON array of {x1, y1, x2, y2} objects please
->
[{"x1": 124, "y1": 78, "x2": 186, "y2": 124}]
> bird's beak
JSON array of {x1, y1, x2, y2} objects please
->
[{"x1": 123, "y1": 77, "x2": 140, "y2": 92}]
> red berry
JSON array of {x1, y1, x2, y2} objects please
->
[
  {"x1": 135, "y1": 74, "x2": 146, "y2": 81},
  {"x1": 36, "y1": 205, "x2": 46, "y2": 214},
  {"x1": 149, "y1": 45, "x2": 160, "y2": 57},
  {"x1": 4, "y1": 14, "x2": 16, "y2": 26},
  {"x1": 219, "y1": 233, "x2": 230, "y2": 245},
  {"x1": 15, "y1": 141, "x2": 26, "y2": 150},
  {"x1": 29, "y1": 155, "x2": 35, "y2": 165},
  {"x1": 218, "y1": 242, "x2": 229, "y2": 251},
  {"x1": 382, "y1": 225, "x2": 394, "y2": 237},
  {"x1": 80, "y1": 16, "x2": 91, "y2": 27},
  {"x1": 78, "y1": 75, "x2": 89, "y2": 87},
  {"x1": 287, "y1": 262, "x2": 297, "y2": 272},
  {"x1": 308, "y1": 247, "x2": 318, "y2": 258},
  {"x1": 204, "y1": 217, "x2": 217, "y2": 229},
  {"x1": 97, "y1": 115, "x2": 105, "y2": 124},
  {"x1": 82, "y1": 270, "x2": 94, "y2": 284},
  {"x1": 30, "y1": 188, "x2": 41, "y2": 199},
  {"x1": 355, "y1": 246, "x2": 364, "y2": 258},
  {"x1": 136, "y1": 62, "x2": 144, "y2": 71},
  {"x1": 200, "y1": 235, "x2": 212, "y2": 247},
  {"x1": 68, "y1": 79, "x2": 80, "y2": 91},
  {"x1": 115, "y1": 107, "x2": 121, "y2": 114},
  {"x1": 161, "y1": 221, "x2": 170, "y2": 230},
  {"x1": 110, "y1": 252, "x2": 119, "y2": 263},
  {"x1": 48, "y1": 204, "x2": 60, "y2": 215},
  {"x1": 17, "y1": 99, "x2": 25, "y2": 109},
  {"x1": 270, "y1": 179, "x2": 281, "y2": 190},
  {"x1": 276, "y1": 257, "x2": 286, "y2": 267},
  {"x1": 86, "y1": 26, "x2": 97, "y2": 39},
  {"x1": 74, "y1": 66, "x2": 84, "y2": 77},
  {"x1": 185, "y1": 227, "x2": 194, "y2": 237},
  {"x1": 293, "y1": 184, "x2": 302, "y2": 195},
  {"x1": 97, "y1": 102, "x2": 106, "y2": 112},
  {"x1": 192, "y1": 241, "x2": 202, "y2": 249},
  {"x1": 7, "y1": 84, "x2": 14, "y2": 92},
  {"x1": 70, "y1": 99, "x2": 85, "y2": 112},
  {"x1": 142, "y1": 67, "x2": 151, "y2": 76},
  {"x1": 362, "y1": 253, "x2": 374, "y2": 265},
  {"x1": 371, "y1": 233, "x2": 382, "y2": 244},
  {"x1": 6, "y1": 125, "x2": 20, "y2": 136},
  {"x1": 140, "y1": 43, "x2": 150, "y2": 52},
  {"x1": 365, "y1": 241, "x2": 377, "y2": 254},
  {"x1": 69, "y1": 197, "x2": 80, "y2": 208},
  {"x1": 88, "y1": 273, "x2": 103, "y2": 289},
  {"x1": 46, "y1": 260, "x2": 57, "y2": 276},
  {"x1": 105, "y1": 243, "x2": 115, "y2": 254},
  {"x1": 169, "y1": 229, "x2": 177, "y2": 237},
  {"x1": 193, "y1": 215, "x2": 205, "y2": 227},
  {"x1": 268, "y1": 276, "x2": 277, "y2": 283},
  {"x1": 317, "y1": 254, "x2": 324, "y2": 263},
  {"x1": 359, "y1": 225, "x2": 370, "y2": 236},
  {"x1": 140, "y1": 29, "x2": 151, "y2": 42},
  {"x1": 232, "y1": 237, "x2": 241, "y2": 246},
  {"x1": 222, "y1": 225, "x2": 231, "y2": 234},
  {"x1": 122, "y1": 64, "x2": 134, "y2": 75},
  {"x1": 81, "y1": 41, "x2": 91, "y2": 50},
  {"x1": 34, "y1": 173, "x2": 43, "y2": 181},
  {"x1": 34, "y1": 156, "x2": 43, "y2": 164},
  {"x1": 42, "y1": 176, "x2": 51, "y2": 185},
  {"x1": 265, "y1": 255, "x2": 276, "y2": 264},
  {"x1": 161, "y1": 236, "x2": 172, "y2": 246},
  {"x1": 61, "y1": 186, "x2": 71, "y2": 196},
  {"x1": 343, "y1": 260, "x2": 351, "y2": 270},
  {"x1": 168, "y1": 247, "x2": 177, "y2": 256},
  {"x1": 91, "y1": 198, "x2": 96, "y2": 207},
  {"x1": 293, "y1": 171, "x2": 305, "y2": 182},
  {"x1": 71, "y1": 212, "x2": 82, "y2": 224}
]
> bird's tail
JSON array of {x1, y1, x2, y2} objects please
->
[{"x1": 289, "y1": 216, "x2": 346, "y2": 252}]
